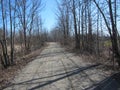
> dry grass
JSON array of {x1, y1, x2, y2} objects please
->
[
  {"x1": 7, "y1": 45, "x2": 21, "y2": 53},
  {"x1": 63, "y1": 43, "x2": 120, "y2": 72},
  {"x1": 0, "y1": 43, "x2": 47, "y2": 89}
]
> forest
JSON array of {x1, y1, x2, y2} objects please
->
[
  {"x1": 50, "y1": 0, "x2": 120, "y2": 67},
  {"x1": 0, "y1": 0, "x2": 48, "y2": 68}
]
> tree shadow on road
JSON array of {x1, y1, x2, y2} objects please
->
[
  {"x1": 29, "y1": 64, "x2": 100, "y2": 90},
  {"x1": 3, "y1": 64, "x2": 100, "y2": 90}
]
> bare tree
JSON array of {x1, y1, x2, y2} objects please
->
[
  {"x1": 0, "y1": 0, "x2": 10, "y2": 68},
  {"x1": 93, "y1": 0, "x2": 120, "y2": 66},
  {"x1": 0, "y1": 0, "x2": 45, "y2": 68},
  {"x1": 9, "y1": 0, "x2": 14, "y2": 64},
  {"x1": 56, "y1": 0, "x2": 71, "y2": 45},
  {"x1": 72, "y1": 0, "x2": 80, "y2": 49}
]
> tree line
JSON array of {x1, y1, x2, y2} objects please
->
[
  {"x1": 0, "y1": 0, "x2": 47, "y2": 68},
  {"x1": 51, "y1": 0, "x2": 120, "y2": 66}
]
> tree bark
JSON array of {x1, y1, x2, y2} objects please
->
[{"x1": 72, "y1": 0, "x2": 80, "y2": 49}]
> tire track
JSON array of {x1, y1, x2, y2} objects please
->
[
  {"x1": 62, "y1": 51, "x2": 101, "y2": 89},
  {"x1": 60, "y1": 58, "x2": 75, "y2": 90}
]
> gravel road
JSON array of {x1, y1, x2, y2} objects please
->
[{"x1": 4, "y1": 42, "x2": 113, "y2": 90}]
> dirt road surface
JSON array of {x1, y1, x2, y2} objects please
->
[{"x1": 4, "y1": 42, "x2": 113, "y2": 90}]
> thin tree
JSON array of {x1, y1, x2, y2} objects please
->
[
  {"x1": 93, "y1": 0, "x2": 120, "y2": 66},
  {"x1": 0, "y1": 0, "x2": 10, "y2": 68},
  {"x1": 72, "y1": 0, "x2": 80, "y2": 49},
  {"x1": 9, "y1": 0, "x2": 14, "y2": 64}
]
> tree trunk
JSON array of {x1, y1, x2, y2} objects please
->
[
  {"x1": 72, "y1": 0, "x2": 80, "y2": 49},
  {"x1": 9, "y1": 0, "x2": 14, "y2": 64},
  {"x1": 1, "y1": 0, "x2": 10, "y2": 68},
  {"x1": 108, "y1": 0, "x2": 120, "y2": 66}
]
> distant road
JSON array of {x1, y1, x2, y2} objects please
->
[{"x1": 4, "y1": 42, "x2": 112, "y2": 90}]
